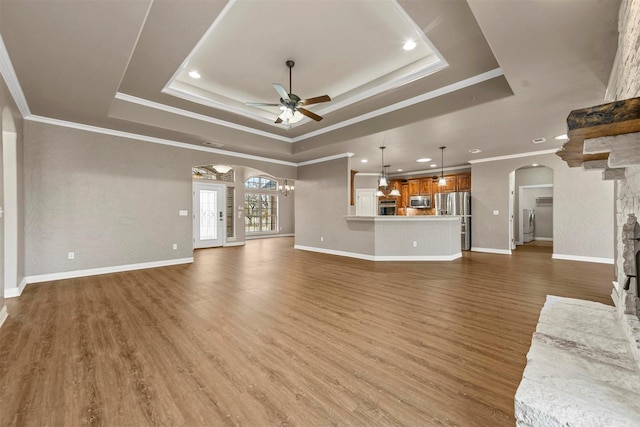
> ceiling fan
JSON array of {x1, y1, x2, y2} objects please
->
[{"x1": 246, "y1": 60, "x2": 331, "y2": 124}]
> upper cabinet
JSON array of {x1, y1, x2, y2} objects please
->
[
  {"x1": 457, "y1": 175, "x2": 471, "y2": 192},
  {"x1": 408, "y1": 179, "x2": 420, "y2": 196},
  {"x1": 409, "y1": 178, "x2": 433, "y2": 196},
  {"x1": 433, "y1": 176, "x2": 456, "y2": 193}
]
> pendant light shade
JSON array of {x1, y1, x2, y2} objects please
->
[{"x1": 438, "y1": 147, "x2": 446, "y2": 186}]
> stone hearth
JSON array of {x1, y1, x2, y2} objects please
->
[{"x1": 515, "y1": 296, "x2": 640, "y2": 427}]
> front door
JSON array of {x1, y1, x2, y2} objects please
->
[{"x1": 193, "y1": 183, "x2": 225, "y2": 249}]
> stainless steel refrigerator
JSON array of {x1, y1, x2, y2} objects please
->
[
  {"x1": 523, "y1": 208, "x2": 535, "y2": 243},
  {"x1": 435, "y1": 191, "x2": 471, "y2": 250}
]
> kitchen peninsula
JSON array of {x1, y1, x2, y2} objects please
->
[{"x1": 345, "y1": 215, "x2": 462, "y2": 261}]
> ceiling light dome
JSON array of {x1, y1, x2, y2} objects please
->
[{"x1": 403, "y1": 40, "x2": 417, "y2": 51}]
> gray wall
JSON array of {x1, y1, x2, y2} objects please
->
[
  {"x1": 295, "y1": 157, "x2": 375, "y2": 256},
  {"x1": 24, "y1": 121, "x2": 296, "y2": 276},
  {"x1": 471, "y1": 152, "x2": 614, "y2": 260}
]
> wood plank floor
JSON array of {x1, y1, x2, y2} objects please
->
[{"x1": 0, "y1": 238, "x2": 613, "y2": 426}]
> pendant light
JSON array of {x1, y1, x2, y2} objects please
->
[
  {"x1": 378, "y1": 146, "x2": 388, "y2": 188},
  {"x1": 376, "y1": 145, "x2": 401, "y2": 197},
  {"x1": 438, "y1": 146, "x2": 447, "y2": 186}
]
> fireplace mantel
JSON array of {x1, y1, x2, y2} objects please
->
[{"x1": 556, "y1": 97, "x2": 640, "y2": 179}]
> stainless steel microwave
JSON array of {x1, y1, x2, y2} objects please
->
[{"x1": 409, "y1": 195, "x2": 431, "y2": 209}]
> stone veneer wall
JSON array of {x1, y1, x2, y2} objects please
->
[{"x1": 610, "y1": 0, "x2": 640, "y2": 318}]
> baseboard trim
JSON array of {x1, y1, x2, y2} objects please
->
[
  {"x1": 0, "y1": 305, "x2": 8, "y2": 329},
  {"x1": 471, "y1": 247, "x2": 512, "y2": 255},
  {"x1": 25, "y1": 257, "x2": 194, "y2": 284},
  {"x1": 246, "y1": 233, "x2": 295, "y2": 240},
  {"x1": 294, "y1": 245, "x2": 461, "y2": 261},
  {"x1": 534, "y1": 237, "x2": 554, "y2": 241},
  {"x1": 223, "y1": 241, "x2": 246, "y2": 247},
  {"x1": 551, "y1": 254, "x2": 614, "y2": 264},
  {"x1": 4, "y1": 277, "x2": 27, "y2": 298}
]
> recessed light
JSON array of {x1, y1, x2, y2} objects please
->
[
  {"x1": 532, "y1": 137, "x2": 546, "y2": 144},
  {"x1": 430, "y1": 164, "x2": 437, "y2": 168},
  {"x1": 188, "y1": 70, "x2": 201, "y2": 79},
  {"x1": 361, "y1": 159, "x2": 368, "y2": 163},
  {"x1": 532, "y1": 163, "x2": 539, "y2": 167},
  {"x1": 403, "y1": 40, "x2": 417, "y2": 51},
  {"x1": 416, "y1": 158, "x2": 432, "y2": 163},
  {"x1": 468, "y1": 148, "x2": 482, "y2": 154},
  {"x1": 554, "y1": 134, "x2": 568, "y2": 140},
  {"x1": 397, "y1": 168, "x2": 403, "y2": 172}
]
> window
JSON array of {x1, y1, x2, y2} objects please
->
[{"x1": 245, "y1": 177, "x2": 279, "y2": 233}]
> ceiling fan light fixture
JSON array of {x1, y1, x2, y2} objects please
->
[{"x1": 278, "y1": 108, "x2": 304, "y2": 124}]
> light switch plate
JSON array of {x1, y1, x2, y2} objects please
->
[
  {"x1": 493, "y1": 210, "x2": 499, "y2": 215},
  {"x1": 179, "y1": 210, "x2": 188, "y2": 216}
]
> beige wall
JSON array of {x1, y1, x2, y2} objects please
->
[
  {"x1": 295, "y1": 157, "x2": 375, "y2": 256},
  {"x1": 24, "y1": 121, "x2": 296, "y2": 277},
  {"x1": 471, "y1": 152, "x2": 614, "y2": 261}
]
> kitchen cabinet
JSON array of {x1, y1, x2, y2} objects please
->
[
  {"x1": 408, "y1": 179, "x2": 420, "y2": 196},
  {"x1": 433, "y1": 176, "x2": 456, "y2": 193},
  {"x1": 457, "y1": 175, "x2": 471, "y2": 192},
  {"x1": 419, "y1": 179, "x2": 432, "y2": 196},
  {"x1": 401, "y1": 183, "x2": 409, "y2": 208}
]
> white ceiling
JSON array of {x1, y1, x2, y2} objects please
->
[{"x1": 0, "y1": 0, "x2": 621, "y2": 174}]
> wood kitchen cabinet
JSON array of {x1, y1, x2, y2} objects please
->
[
  {"x1": 401, "y1": 183, "x2": 409, "y2": 208},
  {"x1": 408, "y1": 179, "x2": 420, "y2": 196},
  {"x1": 419, "y1": 179, "x2": 432, "y2": 195},
  {"x1": 457, "y1": 175, "x2": 471, "y2": 192},
  {"x1": 433, "y1": 176, "x2": 456, "y2": 193}
]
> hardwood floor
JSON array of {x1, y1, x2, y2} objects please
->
[{"x1": 0, "y1": 238, "x2": 613, "y2": 426}]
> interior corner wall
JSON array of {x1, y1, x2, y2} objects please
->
[
  {"x1": 471, "y1": 152, "x2": 614, "y2": 260},
  {"x1": 23, "y1": 120, "x2": 296, "y2": 277},
  {"x1": 295, "y1": 157, "x2": 374, "y2": 256}
]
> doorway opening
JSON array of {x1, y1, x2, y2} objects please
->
[{"x1": 510, "y1": 165, "x2": 554, "y2": 255}]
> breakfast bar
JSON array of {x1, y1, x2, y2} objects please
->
[{"x1": 346, "y1": 215, "x2": 462, "y2": 261}]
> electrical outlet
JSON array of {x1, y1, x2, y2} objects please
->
[
  {"x1": 320, "y1": 236, "x2": 324, "y2": 242},
  {"x1": 412, "y1": 241, "x2": 418, "y2": 247},
  {"x1": 68, "y1": 252, "x2": 75, "y2": 260},
  {"x1": 172, "y1": 244, "x2": 178, "y2": 250}
]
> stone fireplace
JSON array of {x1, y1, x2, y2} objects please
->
[{"x1": 515, "y1": 1, "x2": 640, "y2": 424}]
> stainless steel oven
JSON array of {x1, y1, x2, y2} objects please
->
[{"x1": 378, "y1": 199, "x2": 397, "y2": 216}]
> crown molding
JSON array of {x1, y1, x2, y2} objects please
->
[
  {"x1": 115, "y1": 92, "x2": 293, "y2": 143},
  {"x1": 0, "y1": 35, "x2": 31, "y2": 118},
  {"x1": 297, "y1": 152, "x2": 354, "y2": 166},
  {"x1": 291, "y1": 68, "x2": 504, "y2": 143},
  {"x1": 26, "y1": 115, "x2": 298, "y2": 166},
  {"x1": 467, "y1": 148, "x2": 559, "y2": 164}
]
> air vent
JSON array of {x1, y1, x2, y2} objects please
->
[{"x1": 532, "y1": 137, "x2": 546, "y2": 144}]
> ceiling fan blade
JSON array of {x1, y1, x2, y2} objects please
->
[
  {"x1": 273, "y1": 83, "x2": 290, "y2": 101},
  {"x1": 300, "y1": 95, "x2": 331, "y2": 106},
  {"x1": 246, "y1": 102, "x2": 281, "y2": 107},
  {"x1": 275, "y1": 117, "x2": 283, "y2": 124},
  {"x1": 297, "y1": 107, "x2": 323, "y2": 121}
]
